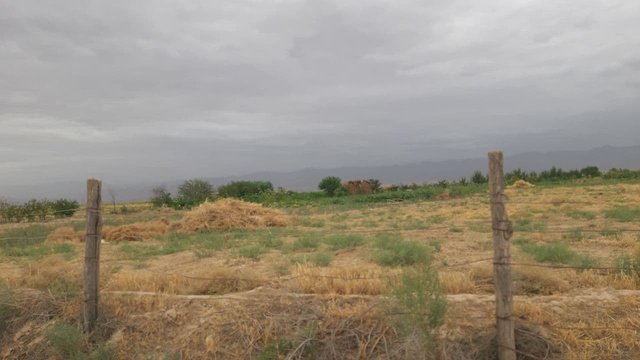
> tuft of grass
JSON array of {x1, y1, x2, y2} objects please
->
[
  {"x1": 118, "y1": 241, "x2": 188, "y2": 261},
  {"x1": 292, "y1": 234, "x2": 321, "y2": 251},
  {"x1": 257, "y1": 338, "x2": 293, "y2": 360},
  {"x1": 238, "y1": 245, "x2": 265, "y2": 261},
  {"x1": 518, "y1": 242, "x2": 598, "y2": 269},
  {"x1": 428, "y1": 239, "x2": 442, "y2": 252},
  {"x1": 565, "y1": 209, "x2": 597, "y2": 220},
  {"x1": 309, "y1": 252, "x2": 333, "y2": 267},
  {"x1": 448, "y1": 226, "x2": 463, "y2": 233},
  {"x1": 616, "y1": 249, "x2": 640, "y2": 278},
  {"x1": 300, "y1": 217, "x2": 325, "y2": 228},
  {"x1": 604, "y1": 207, "x2": 640, "y2": 222},
  {"x1": 0, "y1": 282, "x2": 16, "y2": 334},
  {"x1": 259, "y1": 235, "x2": 284, "y2": 249},
  {"x1": 514, "y1": 218, "x2": 547, "y2": 232},
  {"x1": 47, "y1": 323, "x2": 85, "y2": 359},
  {"x1": 325, "y1": 234, "x2": 365, "y2": 250},
  {"x1": 562, "y1": 228, "x2": 585, "y2": 242},
  {"x1": 373, "y1": 234, "x2": 431, "y2": 267}
]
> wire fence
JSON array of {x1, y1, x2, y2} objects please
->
[{"x1": 2, "y1": 188, "x2": 639, "y2": 344}]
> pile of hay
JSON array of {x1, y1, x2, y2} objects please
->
[
  {"x1": 45, "y1": 226, "x2": 83, "y2": 243},
  {"x1": 510, "y1": 179, "x2": 535, "y2": 189},
  {"x1": 103, "y1": 219, "x2": 170, "y2": 242},
  {"x1": 177, "y1": 199, "x2": 290, "y2": 232},
  {"x1": 344, "y1": 180, "x2": 373, "y2": 195}
]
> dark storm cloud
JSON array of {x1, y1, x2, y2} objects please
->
[{"x1": 1, "y1": 0, "x2": 639, "y2": 188}]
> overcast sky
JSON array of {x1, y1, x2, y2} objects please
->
[{"x1": 1, "y1": 0, "x2": 639, "y2": 188}]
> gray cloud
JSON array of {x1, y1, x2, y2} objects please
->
[{"x1": 1, "y1": 0, "x2": 639, "y2": 190}]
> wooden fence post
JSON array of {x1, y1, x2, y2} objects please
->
[
  {"x1": 84, "y1": 178, "x2": 102, "y2": 333},
  {"x1": 488, "y1": 152, "x2": 515, "y2": 360}
]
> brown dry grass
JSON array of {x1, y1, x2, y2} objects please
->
[
  {"x1": 45, "y1": 226, "x2": 83, "y2": 243},
  {"x1": 103, "y1": 219, "x2": 170, "y2": 242},
  {"x1": 3, "y1": 181, "x2": 640, "y2": 358},
  {"x1": 177, "y1": 199, "x2": 290, "y2": 232}
]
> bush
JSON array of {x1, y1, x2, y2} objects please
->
[
  {"x1": 175, "y1": 179, "x2": 213, "y2": 208},
  {"x1": 318, "y1": 176, "x2": 342, "y2": 196},
  {"x1": 390, "y1": 261, "x2": 446, "y2": 355},
  {"x1": 373, "y1": 234, "x2": 431, "y2": 267},
  {"x1": 470, "y1": 171, "x2": 487, "y2": 184},
  {"x1": 218, "y1": 181, "x2": 273, "y2": 199},
  {"x1": 51, "y1": 198, "x2": 80, "y2": 218},
  {"x1": 150, "y1": 186, "x2": 173, "y2": 208},
  {"x1": 369, "y1": 178, "x2": 382, "y2": 193}
]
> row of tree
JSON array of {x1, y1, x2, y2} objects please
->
[
  {"x1": 151, "y1": 179, "x2": 275, "y2": 209},
  {"x1": 0, "y1": 198, "x2": 79, "y2": 224},
  {"x1": 151, "y1": 165, "x2": 640, "y2": 206}
]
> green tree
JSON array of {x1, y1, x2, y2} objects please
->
[
  {"x1": 318, "y1": 176, "x2": 342, "y2": 196},
  {"x1": 51, "y1": 199, "x2": 80, "y2": 218},
  {"x1": 470, "y1": 171, "x2": 487, "y2": 184},
  {"x1": 176, "y1": 179, "x2": 213, "y2": 208},
  {"x1": 218, "y1": 181, "x2": 273, "y2": 199},
  {"x1": 150, "y1": 186, "x2": 173, "y2": 208},
  {"x1": 368, "y1": 179, "x2": 382, "y2": 193}
]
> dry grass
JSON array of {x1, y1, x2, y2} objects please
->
[
  {"x1": 3, "y1": 182, "x2": 640, "y2": 358},
  {"x1": 292, "y1": 264, "x2": 395, "y2": 295},
  {"x1": 103, "y1": 219, "x2": 170, "y2": 242},
  {"x1": 45, "y1": 226, "x2": 83, "y2": 243},
  {"x1": 177, "y1": 199, "x2": 290, "y2": 232}
]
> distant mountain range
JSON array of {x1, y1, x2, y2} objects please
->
[{"x1": 2, "y1": 145, "x2": 640, "y2": 203}]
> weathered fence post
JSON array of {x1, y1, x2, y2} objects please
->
[
  {"x1": 488, "y1": 151, "x2": 515, "y2": 360},
  {"x1": 84, "y1": 178, "x2": 102, "y2": 333}
]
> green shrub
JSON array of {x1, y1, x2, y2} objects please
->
[
  {"x1": 389, "y1": 261, "x2": 446, "y2": 353},
  {"x1": 47, "y1": 323, "x2": 85, "y2": 359},
  {"x1": 150, "y1": 186, "x2": 173, "y2": 208},
  {"x1": 373, "y1": 234, "x2": 430, "y2": 267},
  {"x1": 318, "y1": 176, "x2": 343, "y2": 196},
  {"x1": 174, "y1": 179, "x2": 213, "y2": 209},
  {"x1": 51, "y1": 198, "x2": 80, "y2": 218},
  {"x1": 519, "y1": 242, "x2": 598, "y2": 269},
  {"x1": 325, "y1": 234, "x2": 365, "y2": 250},
  {"x1": 47, "y1": 323, "x2": 116, "y2": 360},
  {"x1": 470, "y1": 171, "x2": 487, "y2": 184},
  {"x1": 218, "y1": 181, "x2": 273, "y2": 199}
]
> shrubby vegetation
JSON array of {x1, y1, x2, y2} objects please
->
[
  {"x1": 150, "y1": 179, "x2": 214, "y2": 209},
  {"x1": 218, "y1": 181, "x2": 273, "y2": 200},
  {"x1": 0, "y1": 198, "x2": 79, "y2": 224},
  {"x1": 318, "y1": 176, "x2": 342, "y2": 196},
  {"x1": 146, "y1": 165, "x2": 640, "y2": 209}
]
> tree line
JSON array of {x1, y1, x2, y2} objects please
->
[{"x1": 0, "y1": 198, "x2": 79, "y2": 224}]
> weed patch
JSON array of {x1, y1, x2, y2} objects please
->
[
  {"x1": 518, "y1": 242, "x2": 598, "y2": 269},
  {"x1": 373, "y1": 234, "x2": 431, "y2": 266},
  {"x1": 325, "y1": 234, "x2": 365, "y2": 250},
  {"x1": 604, "y1": 207, "x2": 640, "y2": 222}
]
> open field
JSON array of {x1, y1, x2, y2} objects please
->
[{"x1": 1, "y1": 181, "x2": 640, "y2": 359}]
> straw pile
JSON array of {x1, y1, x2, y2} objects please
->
[
  {"x1": 103, "y1": 219, "x2": 170, "y2": 242},
  {"x1": 177, "y1": 199, "x2": 290, "y2": 232},
  {"x1": 510, "y1": 179, "x2": 534, "y2": 189},
  {"x1": 45, "y1": 226, "x2": 84, "y2": 243}
]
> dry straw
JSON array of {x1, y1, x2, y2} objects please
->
[{"x1": 177, "y1": 199, "x2": 290, "y2": 232}]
